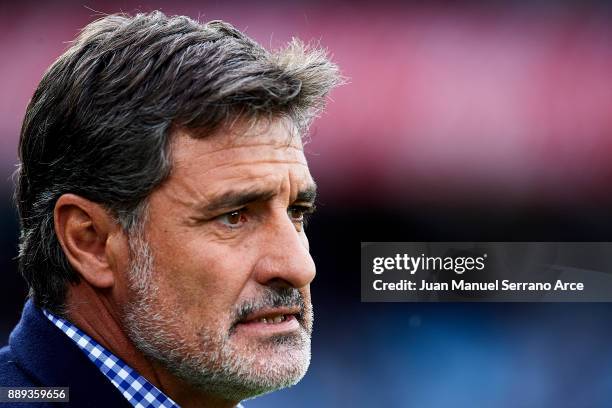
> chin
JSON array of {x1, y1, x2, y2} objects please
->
[{"x1": 181, "y1": 334, "x2": 312, "y2": 401}]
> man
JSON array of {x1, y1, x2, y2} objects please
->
[{"x1": 0, "y1": 11, "x2": 341, "y2": 408}]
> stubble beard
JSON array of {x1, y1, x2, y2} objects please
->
[{"x1": 121, "y1": 232, "x2": 313, "y2": 402}]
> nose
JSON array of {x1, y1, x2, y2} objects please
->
[{"x1": 252, "y1": 211, "x2": 316, "y2": 289}]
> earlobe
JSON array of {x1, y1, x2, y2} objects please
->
[{"x1": 54, "y1": 194, "x2": 121, "y2": 289}]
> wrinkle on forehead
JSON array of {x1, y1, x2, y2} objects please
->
[
  {"x1": 190, "y1": 141, "x2": 305, "y2": 156},
  {"x1": 159, "y1": 166, "x2": 315, "y2": 216},
  {"x1": 170, "y1": 145, "x2": 309, "y2": 181}
]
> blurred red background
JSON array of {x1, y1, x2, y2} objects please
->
[{"x1": 2, "y1": 1, "x2": 612, "y2": 207}]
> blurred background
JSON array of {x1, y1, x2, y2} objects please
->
[{"x1": 2, "y1": 0, "x2": 612, "y2": 406}]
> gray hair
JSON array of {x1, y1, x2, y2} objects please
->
[{"x1": 16, "y1": 11, "x2": 342, "y2": 315}]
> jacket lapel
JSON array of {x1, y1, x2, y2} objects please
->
[{"x1": 9, "y1": 299, "x2": 131, "y2": 407}]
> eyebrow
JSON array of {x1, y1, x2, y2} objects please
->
[
  {"x1": 296, "y1": 184, "x2": 317, "y2": 203},
  {"x1": 201, "y1": 183, "x2": 317, "y2": 214}
]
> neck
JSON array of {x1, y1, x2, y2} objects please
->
[{"x1": 64, "y1": 283, "x2": 240, "y2": 408}]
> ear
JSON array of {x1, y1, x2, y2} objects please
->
[{"x1": 54, "y1": 194, "x2": 126, "y2": 289}]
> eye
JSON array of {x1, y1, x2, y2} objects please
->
[
  {"x1": 217, "y1": 209, "x2": 248, "y2": 228},
  {"x1": 288, "y1": 205, "x2": 316, "y2": 229}
]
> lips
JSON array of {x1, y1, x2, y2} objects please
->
[{"x1": 238, "y1": 307, "x2": 301, "y2": 326}]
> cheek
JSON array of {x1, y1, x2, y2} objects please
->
[{"x1": 150, "y1": 236, "x2": 257, "y2": 316}]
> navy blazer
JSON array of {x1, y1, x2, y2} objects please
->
[{"x1": 0, "y1": 299, "x2": 131, "y2": 407}]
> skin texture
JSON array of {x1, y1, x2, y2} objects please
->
[{"x1": 54, "y1": 119, "x2": 317, "y2": 408}]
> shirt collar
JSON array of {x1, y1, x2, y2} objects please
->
[{"x1": 43, "y1": 309, "x2": 181, "y2": 408}]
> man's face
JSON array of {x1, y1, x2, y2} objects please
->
[{"x1": 121, "y1": 120, "x2": 317, "y2": 400}]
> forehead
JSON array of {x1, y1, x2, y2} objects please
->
[{"x1": 168, "y1": 120, "x2": 313, "y2": 189}]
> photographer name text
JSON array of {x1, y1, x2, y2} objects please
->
[{"x1": 373, "y1": 279, "x2": 584, "y2": 292}]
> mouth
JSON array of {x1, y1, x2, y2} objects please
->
[{"x1": 232, "y1": 307, "x2": 302, "y2": 336}]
